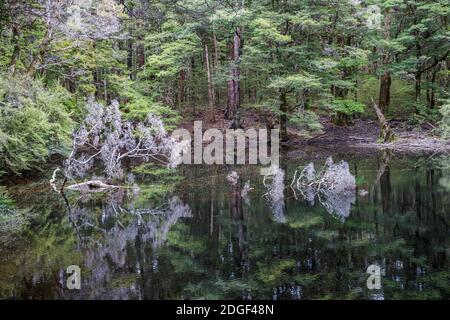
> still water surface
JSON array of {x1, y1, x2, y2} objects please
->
[{"x1": 0, "y1": 151, "x2": 449, "y2": 299}]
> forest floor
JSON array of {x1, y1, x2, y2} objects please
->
[
  {"x1": 301, "y1": 117, "x2": 450, "y2": 155},
  {"x1": 179, "y1": 108, "x2": 450, "y2": 155}
]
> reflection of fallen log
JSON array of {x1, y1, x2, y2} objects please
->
[{"x1": 66, "y1": 180, "x2": 120, "y2": 192}]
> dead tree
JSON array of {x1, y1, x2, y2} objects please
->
[
  {"x1": 372, "y1": 99, "x2": 395, "y2": 143},
  {"x1": 62, "y1": 98, "x2": 183, "y2": 185}
]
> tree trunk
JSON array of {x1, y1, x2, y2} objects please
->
[
  {"x1": 334, "y1": 86, "x2": 350, "y2": 126},
  {"x1": 428, "y1": 67, "x2": 438, "y2": 109},
  {"x1": 415, "y1": 72, "x2": 421, "y2": 103},
  {"x1": 414, "y1": 21, "x2": 422, "y2": 105},
  {"x1": 212, "y1": 34, "x2": 220, "y2": 105},
  {"x1": 27, "y1": 28, "x2": 52, "y2": 76},
  {"x1": 227, "y1": 40, "x2": 235, "y2": 119},
  {"x1": 205, "y1": 44, "x2": 215, "y2": 123},
  {"x1": 137, "y1": 44, "x2": 145, "y2": 68},
  {"x1": 378, "y1": 73, "x2": 391, "y2": 113},
  {"x1": 280, "y1": 90, "x2": 288, "y2": 143},
  {"x1": 226, "y1": 27, "x2": 242, "y2": 120},
  {"x1": 378, "y1": 9, "x2": 392, "y2": 114},
  {"x1": 379, "y1": 150, "x2": 392, "y2": 215},
  {"x1": 178, "y1": 69, "x2": 186, "y2": 108},
  {"x1": 127, "y1": 26, "x2": 134, "y2": 79},
  {"x1": 233, "y1": 27, "x2": 241, "y2": 111},
  {"x1": 213, "y1": 34, "x2": 220, "y2": 69},
  {"x1": 8, "y1": 24, "x2": 21, "y2": 75}
]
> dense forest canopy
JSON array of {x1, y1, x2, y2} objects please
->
[{"x1": 0, "y1": 0, "x2": 449, "y2": 177}]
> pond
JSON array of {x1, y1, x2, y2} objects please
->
[{"x1": 0, "y1": 150, "x2": 449, "y2": 299}]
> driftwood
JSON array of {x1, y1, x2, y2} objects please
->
[
  {"x1": 372, "y1": 98, "x2": 395, "y2": 143},
  {"x1": 66, "y1": 180, "x2": 120, "y2": 192},
  {"x1": 50, "y1": 167, "x2": 121, "y2": 193}
]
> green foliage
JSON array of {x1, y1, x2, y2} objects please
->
[
  {"x1": 329, "y1": 99, "x2": 365, "y2": 116},
  {"x1": 408, "y1": 102, "x2": 441, "y2": 127},
  {"x1": 288, "y1": 213, "x2": 324, "y2": 229},
  {"x1": 268, "y1": 73, "x2": 322, "y2": 92},
  {"x1": 0, "y1": 187, "x2": 14, "y2": 208},
  {"x1": 121, "y1": 90, "x2": 180, "y2": 129},
  {"x1": 130, "y1": 163, "x2": 184, "y2": 203},
  {"x1": 0, "y1": 187, "x2": 34, "y2": 244},
  {"x1": 250, "y1": 17, "x2": 292, "y2": 44},
  {"x1": 0, "y1": 0, "x2": 448, "y2": 178},
  {"x1": 290, "y1": 110, "x2": 323, "y2": 134},
  {"x1": 144, "y1": 21, "x2": 201, "y2": 80},
  {"x1": 167, "y1": 223, "x2": 206, "y2": 255},
  {"x1": 256, "y1": 259, "x2": 296, "y2": 286},
  {"x1": 0, "y1": 208, "x2": 32, "y2": 243},
  {"x1": 0, "y1": 75, "x2": 74, "y2": 175},
  {"x1": 357, "y1": 75, "x2": 416, "y2": 117}
]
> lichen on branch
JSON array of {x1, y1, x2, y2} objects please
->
[{"x1": 64, "y1": 97, "x2": 182, "y2": 182}]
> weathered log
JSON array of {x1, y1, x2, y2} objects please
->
[{"x1": 66, "y1": 180, "x2": 120, "y2": 191}]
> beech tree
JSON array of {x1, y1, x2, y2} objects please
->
[{"x1": 1, "y1": 0, "x2": 449, "y2": 176}]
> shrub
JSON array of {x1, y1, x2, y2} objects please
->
[
  {"x1": 407, "y1": 102, "x2": 441, "y2": 128},
  {"x1": 290, "y1": 110, "x2": 323, "y2": 134},
  {"x1": 329, "y1": 98, "x2": 365, "y2": 116},
  {"x1": 120, "y1": 89, "x2": 180, "y2": 130},
  {"x1": 328, "y1": 98, "x2": 365, "y2": 125},
  {"x1": 0, "y1": 74, "x2": 74, "y2": 175}
]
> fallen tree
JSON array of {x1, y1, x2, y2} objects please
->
[
  {"x1": 51, "y1": 97, "x2": 184, "y2": 192},
  {"x1": 65, "y1": 180, "x2": 120, "y2": 192}
]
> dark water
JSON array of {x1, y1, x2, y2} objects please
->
[{"x1": 0, "y1": 151, "x2": 449, "y2": 299}]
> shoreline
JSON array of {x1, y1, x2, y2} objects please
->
[{"x1": 179, "y1": 111, "x2": 450, "y2": 155}]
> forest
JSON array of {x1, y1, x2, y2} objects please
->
[
  {"x1": 0, "y1": 0, "x2": 449, "y2": 301},
  {"x1": 0, "y1": 0, "x2": 448, "y2": 177}
]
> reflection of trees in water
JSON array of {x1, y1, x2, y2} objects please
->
[
  {"x1": 263, "y1": 167, "x2": 286, "y2": 223},
  {"x1": 2, "y1": 156, "x2": 450, "y2": 299},
  {"x1": 292, "y1": 157, "x2": 356, "y2": 220},
  {"x1": 432, "y1": 155, "x2": 450, "y2": 191},
  {"x1": 63, "y1": 188, "x2": 191, "y2": 298},
  {"x1": 260, "y1": 158, "x2": 357, "y2": 222},
  {"x1": 319, "y1": 190, "x2": 355, "y2": 221},
  {"x1": 196, "y1": 157, "x2": 449, "y2": 300},
  {"x1": 227, "y1": 171, "x2": 250, "y2": 277}
]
